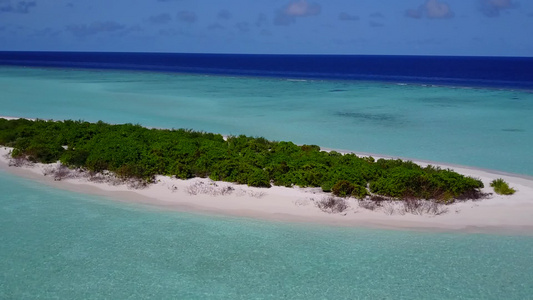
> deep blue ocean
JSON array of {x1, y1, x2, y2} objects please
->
[{"x1": 1, "y1": 51, "x2": 533, "y2": 89}]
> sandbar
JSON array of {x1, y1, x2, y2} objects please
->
[
  {"x1": 2, "y1": 144, "x2": 533, "y2": 235},
  {"x1": 2, "y1": 115, "x2": 533, "y2": 234}
]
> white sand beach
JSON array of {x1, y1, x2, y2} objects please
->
[
  {"x1": 2, "y1": 144, "x2": 533, "y2": 235},
  {"x1": 0, "y1": 116, "x2": 37, "y2": 121}
]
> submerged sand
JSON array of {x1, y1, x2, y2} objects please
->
[{"x1": 2, "y1": 145, "x2": 533, "y2": 235}]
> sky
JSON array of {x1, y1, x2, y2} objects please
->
[{"x1": 0, "y1": 0, "x2": 532, "y2": 56}]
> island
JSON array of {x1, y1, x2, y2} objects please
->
[{"x1": 1, "y1": 117, "x2": 532, "y2": 233}]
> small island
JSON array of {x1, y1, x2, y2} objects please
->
[
  {"x1": 2, "y1": 117, "x2": 532, "y2": 233},
  {"x1": 1, "y1": 118, "x2": 485, "y2": 196}
]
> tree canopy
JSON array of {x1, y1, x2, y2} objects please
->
[{"x1": 0, "y1": 118, "x2": 484, "y2": 202}]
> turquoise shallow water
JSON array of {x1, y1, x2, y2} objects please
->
[
  {"x1": 1, "y1": 170, "x2": 533, "y2": 299},
  {"x1": 1, "y1": 66, "x2": 533, "y2": 298},
  {"x1": 1, "y1": 66, "x2": 532, "y2": 175}
]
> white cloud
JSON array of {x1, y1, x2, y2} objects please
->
[
  {"x1": 425, "y1": 0, "x2": 453, "y2": 19},
  {"x1": 405, "y1": 0, "x2": 454, "y2": 20},
  {"x1": 274, "y1": 0, "x2": 321, "y2": 26},
  {"x1": 284, "y1": 0, "x2": 320, "y2": 17}
]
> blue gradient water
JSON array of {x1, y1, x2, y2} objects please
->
[
  {"x1": 1, "y1": 170, "x2": 533, "y2": 299},
  {"x1": 1, "y1": 52, "x2": 533, "y2": 89},
  {"x1": 1, "y1": 66, "x2": 532, "y2": 175},
  {"x1": 1, "y1": 55, "x2": 533, "y2": 298}
]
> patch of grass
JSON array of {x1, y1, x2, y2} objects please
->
[{"x1": 490, "y1": 178, "x2": 516, "y2": 195}]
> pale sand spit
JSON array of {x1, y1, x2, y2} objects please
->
[
  {"x1": 2, "y1": 116, "x2": 532, "y2": 234},
  {"x1": 2, "y1": 146, "x2": 533, "y2": 235}
]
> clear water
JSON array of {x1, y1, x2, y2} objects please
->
[
  {"x1": 1, "y1": 66, "x2": 533, "y2": 298},
  {"x1": 1, "y1": 170, "x2": 532, "y2": 299},
  {"x1": 1, "y1": 66, "x2": 532, "y2": 176}
]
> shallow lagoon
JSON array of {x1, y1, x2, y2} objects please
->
[
  {"x1": 1, "y1": 170, "x2": 533, "y2": 299},
  {"x1": 1, "y1": 66, "x2": 532, "y2": 175},
  {"x1": 1, "y1": 66, "x2": 533, "y2": 299}
]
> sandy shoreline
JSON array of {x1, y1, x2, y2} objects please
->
[
  {"x1": 0, "y1": 116, "x2": 37, "y2": 121},
  {"x1": 2, "y1": 143, "x2": 533, "y2": 235},
  {"x1": 2, "y1": 115, "x2": 533, "y2": 234}
]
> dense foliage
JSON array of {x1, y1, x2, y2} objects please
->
[
  {"x1": 490, "y1": 178, "x2": 515, "y2": 195},
  {"x1": 0, "y1": 118, "x2": 484, "y2": 202}
]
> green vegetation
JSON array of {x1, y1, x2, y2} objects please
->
[
  {"x1": 0, "y1": 118, "x2": 485, "y2": 202},
  {"x1": 490, "y1": 178, "x2": 516, "y2": 195}
]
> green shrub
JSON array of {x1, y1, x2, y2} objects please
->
[
  {"x1": 331, "y1": 180, "x2": 354, "y2": 197},
  {"x1": 0, "y1": 118, "x2": 487, "y2": 200},
  {"x1": 331, "y1": 180, "x2": 368, "y2": 199},
  {"x1": 60, "y1": 149, "x2": 90, "y2": 167},
  {"x1": 351, "y1": 184, "x2": 369, "y2": 199},
  {"x1": 247, "y1": 169, "x2": 271, "y2": 188},
  {"x1": 370, "y1": 168, "x2": 483, "y2": 201},
  {"x1": 490, "y1": 178, "x2": 516, "y2": 195},
  {"x1": 321, "y1": 181, "x2": 334, "y2": 193},
  {"x1": 25, "y1": 144, "x2": 64, "y2": 163},
  {"x1": 170, "y1": 162, "x2": 192, "y2": 179}
]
